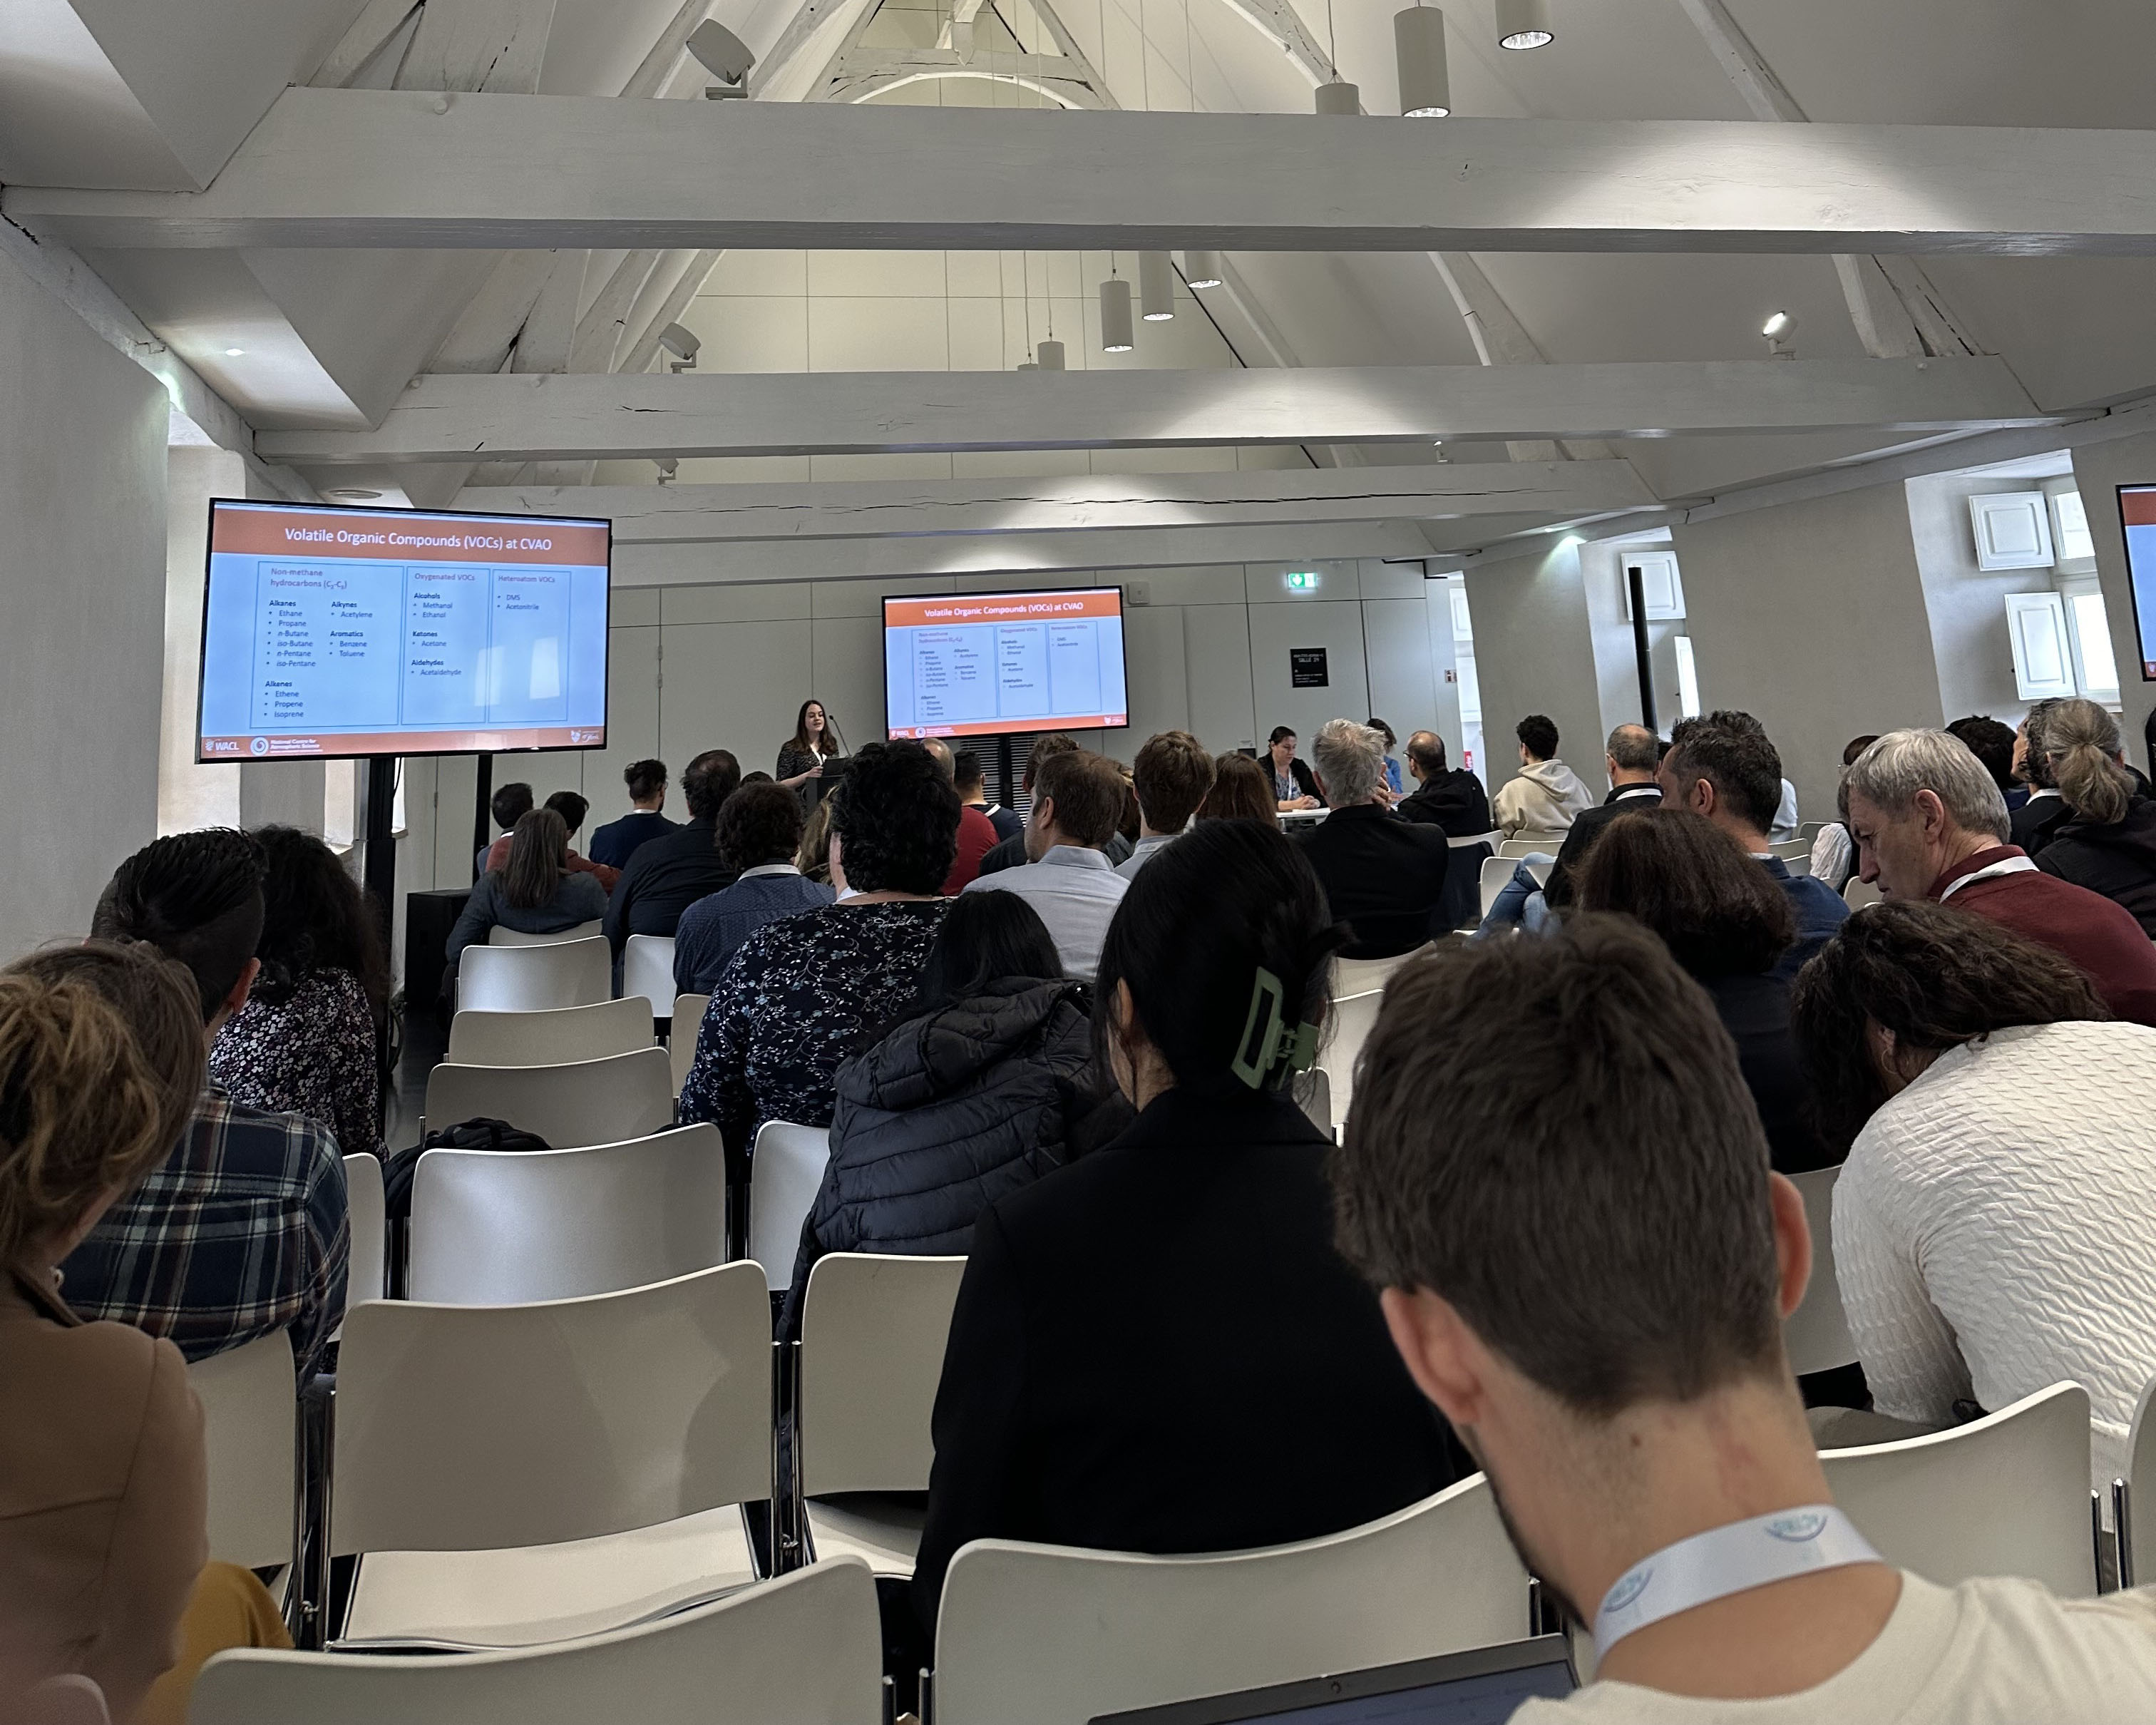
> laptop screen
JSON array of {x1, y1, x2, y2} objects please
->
[{"x1": 1090, "y1": 1637, "x2": 1576, "y2": 1725}]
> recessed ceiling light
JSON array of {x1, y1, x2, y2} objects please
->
[
  {"x1": 224, "y1": 347, "x2": 245, "y2": 357},
  {"x1": 325, "y1": 487, "x2": 384, "y2": 501}
]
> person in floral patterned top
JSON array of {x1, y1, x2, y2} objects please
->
[{"x1": 679, "y1": 742, "x2": 958, "y2": 1174}]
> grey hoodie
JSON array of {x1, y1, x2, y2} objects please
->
[{"x1": 1493, "y1": 757, "x2": 1596, "y2": 836}]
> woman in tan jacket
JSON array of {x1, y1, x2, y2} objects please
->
[{"x1": 0, "y1": 944, "x2": 217, "y2": 1723}]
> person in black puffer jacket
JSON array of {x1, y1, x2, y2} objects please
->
[{"x1": 779, "y1": 891, "x2": 1120, "y2": 1338}]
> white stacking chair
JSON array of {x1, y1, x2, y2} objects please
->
[
  {"x1": 342, "y1": 1152, "x2": 386, "y2": 1311},
  {"x1": 794, "y1": 1254, "x2": 967, "y2": 1576},
  {"x1": 671, "y1": 994, "x2": 710, "y2": 1096},
  {"x1": 1797, "y1": 821, "x2": 1826, "y2": 844},
  {"x1": 2113, "y1": 1376, "x2": 2156, "y2": 1586},
  {"x1": 410, "y1": 1125, "x2": 729, "y2": 1304},
  {"x1": 1844, "y1": 877, "x2": 1882, "y2": 910},
  {"x1": 188, "y1": 1333, "x2": 298, "y2": 1572},
  {"x1": 1333, "y1": 948, "x2": 1423, "y2": 996},
  {"x1": 1498, "y1": 836, "x2": 1564, "y2": 859},
  {"x1": 930, "y1": 1475, "x2": 1532, "y2": 1725},
  {"x1": 488, "y1": 920, "x2": 605, "y2": 947},
  {"x1": 446, "y1": 998, "x2": 653, "y2": 1066},
  {"x1": 457, "y1": 936, "x2": 611, "y2": 1013},
  {"x1": 1821, "y1": 1382, "x2": 2096, "y2": 1597},
  {"x1": 326, "y1": 1262, "x2": 774, "y2": 1652},
  {"x1": 193, "y1": 1558, "x2": 883, "y2": 1725},
  {"x1": 622, "y1": 933, "x2": 679, "y2": 1023},
  {"x1": 1291, "y1": 1068, "x2": 1332, "y2": 1135},
  {"x1": 749, "y1": 1120, "x2": 833, "y2": 1291},
  {"x1": 421, "y1": 1047, "x2": 675, "y2": 1149},
  {"x1": 1769, "y1": 837, "x2": 1813, "y2": 865},
  {"x1": 1447, "y1": 829, "x2": 1499, "y2": 850},
  {"x1": 1782, "y1": 1166, "x2": 1857, "y2": 1378},
  {"x1": 1477, "y1": 856, "x2": 1515, "y2": 920},
  {"x1": 1318, "y1": 988, "x2": 1385, "y2": 1130}
]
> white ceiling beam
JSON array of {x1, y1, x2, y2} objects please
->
[
  {"x1": 256, "y1": 358, "x2": 2055, "y2": 465},
  {"x1": 396, "y1": 0, "x2": 561, "y2": 93},
  {"x1": 454, "y1": 460, "x2": 1655, "y2": 542},
  {"x1": 22, "y1": 92, "x2": 2156, "y2": 257}
]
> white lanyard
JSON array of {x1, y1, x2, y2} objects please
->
[
  {"x1": 1938, "y1": 854, "x2": 2037, "y2": 903},
  {"x1": 1593, "y1": 1506, "x2": 1881, "y2": 1659}
]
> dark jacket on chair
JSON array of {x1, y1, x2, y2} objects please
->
[
  {"x1": 910, "y1": 1083, "x2": 1468, "y2": 1634},
  {"x1": 1295, "y1": 803, "x2": 1456, "y2": 958},
  {"x1": 1393, "y1": 768, "x2": 1493, "y2": 839},
  {"x1": 1701, "y1": 970, "x2": 1833, "y2": 1174},
  {"x1": 2034, "y1": 796, "x2": 2156, "y2": 938}
]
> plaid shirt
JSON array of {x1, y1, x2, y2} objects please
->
[{"x1": 61, "y1": 1085, "x2": 349, "y2": 1373}]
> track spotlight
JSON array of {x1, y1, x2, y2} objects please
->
[
  {"x1": 1394, "y1": 6, "x2": 1449, "y2": 116},
  {"x1": 1760, "y1": 309, "x2": 1798, "y2": 357},
  {"x1": 657, "y1": 322, "x2": 701, "y2": 372},
  {"x1": 1099, "y1": 276, "x2": 1135, "y2": 352},
  {"x1": 1495, "y1": 0, "x2": 1552, "y2": 50},
  {"x1": 687, "y1": 20, "x2": 756, "y2": 96},
  {"x1": 1314, "y1": 79, "x2": 1360, "y2": 114},
  {"x1": 1139, "y1": 252, "x2": 1176, "y2": 322},
  {"x1": 1182, "y1": 250, "x2": 1225, "y2": 290}
]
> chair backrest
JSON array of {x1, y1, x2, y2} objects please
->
[
  {"x1": 1333, "y1": 949, "x2": 1422, "y2": 995},
  {"x1": 189, "y1": 1557, "x2": 883, "y2": 1725},
  {"x1": 2124, "y1": 1375, "x2": 2156, "y2": 1585},
  {"x1": 20, "y1": 1678, "x2": 111, "y2": 1725},
  {"x1": 1843, "y1": 877, "x2": 1882, "y2": 910},
  {"x1": 1291, "y1": 1067, "x2": 1333, "y2": 1134},
  {"x1": 422, "y1": 1047, "x2": 675, "y2": 1149},
  {"x1": 1797, "y1": 821, "x2": 1825, "y2": 843},
  {"x1": 931, "y1": 1475, "x2": 1531, "y2": 1725},
  {"x1": 622, "y1": 934, "x2": 679, "y2": 1020},
  {"x1": 798, "y1": 1254, "x2": 967, "y2": 1498},
  {"x1": 188, "y1": 1332, "x2": 297, "y2": 1570},
  {"x1": 1769, "y1": 837, "x2": 1812, "y2": 864},
  {"x1": 488, "y1": 920, "x2": 605, "y2": 947},
  {"x1": 331, "y1": 1261, "x2": 771, "y2": 1557},
  {"x1": 410, "y1": 1125, "x2": 729, "y2": 1304},
  {"x1": 1498, "y1": 836, "x2": 1563, "y2": 858},
  {"x1": 671, "y1": 995, "x2": 709, "y2": 1095},
  {"x1": 1446, "y1": 829, "x2": 1499, "y2": 850},
  {"x1": 1318, "y1": 989, "x2": 1385, "y2": 1127},
  {"x1": 1477, "y1": 856, "x2": 1514, "y2": 919},
  {"x1": 458, "y1": 937, "x2": 611, "y2": 1013},
  {"x1": 1821, "y1": 1381, "x2": 2095, "y2": 1597},
  {"x1": 749, "y1": 1121, "x2": 833, "y2": 1291},
  {"x1": 446, "y1": 998, "x2": 654, "y2": 1066},
  {"x1": 344, "y1": 1152, "x2": 386, "y2": 1309},
  {"x1": 1782, "y1": 1165, "x2": 1857, "y2": 1378}
]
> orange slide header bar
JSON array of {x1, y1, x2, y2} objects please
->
[
  {"x1": 2120, "y1": 487, "x2": 2156, "y2": 528},
  {"x1": 884, "y1": 588, "x2": 1122, "y2": 629},
  {"x1": 211, "y1": 503, "x2": 610, "y2": 568}
]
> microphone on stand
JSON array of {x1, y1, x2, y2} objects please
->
[{"x1": 825, "y1": 710, "x2": 850, "y2": 756}]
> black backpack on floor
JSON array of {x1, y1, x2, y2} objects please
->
[{"x1": 383, "y1": 1116, "x2": 553, "y2": 1219}]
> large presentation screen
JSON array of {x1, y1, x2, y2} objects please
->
[
  {"x1": 883, "y1": 587, "x2": 1129, "y2": 739},
  {"x1": 197, "y1": 500, "x2": 611, "y2": 761},
  {"x1": 2117, "y1": 486, "x2": 2156, "y2": 682}
]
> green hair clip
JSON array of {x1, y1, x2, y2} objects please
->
[{"x1": 1231, "y1": 966, "x2": 1321, "y2": 1091}]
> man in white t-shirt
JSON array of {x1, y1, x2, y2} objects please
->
[{"x1": 1330, "y1": 914, "x2": 2156, "y2": 1725}]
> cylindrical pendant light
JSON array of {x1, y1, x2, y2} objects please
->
[
  {"x1": 1313, "y1": 78, "x2": 1360, "y2": 114},
  {"x1": 1037, "y1": 338, "x2": 1067, "y2": 370},
  {"x1": 1139, "y1": 251, "x2": 1176, "y2": 322},
  {"x1": 1495, "y1": 0, "x2": 1551, "y2": 50},
  {"x1": 1016, "y1": 360, "x2": 1040, "y2": 370},
  {"x1": 1394, "y1": 6, "x2": 1449, "y2": 115},
  {"x1": 1099, "y1": 276, "x2": 1135, "y2": 352},
  {"x1": 1182, "y1": 249, "x2": 1225, "y2": 290}
]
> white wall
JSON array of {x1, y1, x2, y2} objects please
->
[
  {"x1": 0, "y1": 245, "x2": 169, "y2": 953},
  {"x1": 1462, "y1": 541, "x2": 1612, "y2": 803},
  {"x1": 1904, "y1": 469, "x2": 2049, "y2": 727},
  {"x1": 160, "y1": 445, "x2": 242, "y2": 834}
]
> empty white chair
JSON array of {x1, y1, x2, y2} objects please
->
[
  {"x1": 410, "y1": 1125, "x2": 729, "y2": 1304},
  {"x1": 671, "y1": 994, "x2": 709, "y2": 1096},
  {"x1": 1318, "y1": 988, "x2": 1385, "y2": 1129},
  {"x1": 343, "y1": 1151, "x2": 386, "y2": 1309},
  {"x1": 192, "y1": 1557, "x2": 883, "y2": 1725},
  {"x1": 1844, "y1": 877, "x2": 1882, "y2": 910},
  {"x1": 1497, "y1": 836, "x2": 1564, "y2": 859},
  {"x1": 328, "y1": 1261, "x2": 774, "y2": 1650},
  {"x1": 457, "y1": 937, "x2": 610, "y2": 1013},
  {"x1": 1769, "y1": 837, "x2": 1812, "y2": 864},
  {"x1": 796, "y1": 1254, "x2": 967, "y2": 1575},
  {"x1": 422, "y1": 1047, "x2": 674, "y2": 1149},
  {"x1": 1782, "y1": 1165, "x2": 1857, "y2": 1378},
  {"x1": 1821, "y1": 1382, "x2": 2095, "y2": 1597},
  {"x1": 188, "y1": 1333, "x2": 297, "y2": 1570},
  {"x1": 750, "y1": 1121, "x2": 833, "y2": 1291},
  {"x1": 1477, "y1": 856, "x2": 1515, "y2": 920},
  {"x1": 930, "y1": 1475, "x2": 1531, "y2": 1725},
  {"x1": 2114, "y1": 1376, "x2": 2156, "y2": 1586},
  {"x1": 447, "y1": 998, "x2": 653, "y2": 1066},
  {"x1": 622, "y1": 934, "x2": 679, "y2": 1020},
  {"x1": 488, "y1": 920, "x2": 604, "y2": 947}
]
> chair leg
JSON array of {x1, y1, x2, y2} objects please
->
[
  {"x1": 290, "y1": 1374, "x2": 336, "y2": 1650},
  {"x1": 2118, "y1": 1480, "x2": 2136, "y2": 1592}
]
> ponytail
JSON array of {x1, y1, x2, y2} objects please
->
[{"x1": 2040, "y1": 698, "x2": 2133, "y2": 826}]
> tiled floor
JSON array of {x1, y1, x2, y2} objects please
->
[{"x1": 386, "y1": 1004, "x2": 448, "y2": 1152}]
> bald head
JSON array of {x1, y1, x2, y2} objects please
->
[
  {"x1": 1406, "y1": 731, "x2": 1448, "y2": 779},
  {"x1": 920, "y1": 736, "x2": 955, "y2": 781},
  {"x1": 1606, "y1": 724, "x2": 1659, "y2": 782}
]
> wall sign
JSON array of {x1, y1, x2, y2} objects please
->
[{"x1": 1290, "y1": 647, "x2": 1330, "y2": 688}]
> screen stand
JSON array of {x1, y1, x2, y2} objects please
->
[
  {"x1": 1626, "y1": 563, "x2": 1658, "y2": 730},
  {"x1": 471, "y1": 754, "x2": 493, "y2": 885},
  {"x1": 362, "y1": 757, "x2": 399, "y2": 933}
]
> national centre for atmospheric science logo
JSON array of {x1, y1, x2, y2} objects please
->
[
  {"x1": 1763, "y1": 1510, "x2": 1829, "y2": 1542},
  {"x1": 250, "y1": 737, "x2": 270, "y2": 757}
]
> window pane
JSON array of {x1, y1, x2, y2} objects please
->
[{"x1": 2070, "y1": 591, "x2": 2120, "y2": 697}]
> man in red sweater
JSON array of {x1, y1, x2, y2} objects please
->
[
  {"x1": 923, "y1": 737, "x2": 1000, "y2": 892},
  {"x1": 1843, "y1": 729, "x2": 2156, "y2": 1025}
]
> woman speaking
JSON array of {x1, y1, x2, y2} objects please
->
[{"x1": 778, "y1": 698, "x2": 844, "y2": 807}]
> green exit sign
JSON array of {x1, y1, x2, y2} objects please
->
[{"x1": 1285, "y1": 571, "x2": 1320, "y2": 590}]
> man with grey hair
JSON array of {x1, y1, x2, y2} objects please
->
[
  {"x1": 1299, "y1": 720, "x2": 1459, "y2": 957},
  {"x1": 1843, "y1": 729, "x2": 2156, "y2": 1023}
]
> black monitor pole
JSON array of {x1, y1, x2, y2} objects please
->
[
  {"x1": 1626, "y1": 563, "x2": 1658, "y2": 730},
  {"x1": 362, "y1": 757, "x2": 399, "y2": 933},
  {"x1": 471, "y1": 753, "x2": 493, "y2": 884}
]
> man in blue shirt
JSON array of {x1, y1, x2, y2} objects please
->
[
  {"x1": 588, "y1": 757, "x2": 681, "y2": 869},
  {"x1": 674, "y1": 781, "x2": 834, "y2": 995},
  {"x1": 1660, "y1": 711, "x2": 1847, "y2": 981}
]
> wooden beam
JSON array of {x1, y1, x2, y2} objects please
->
[
  {"x1": 256, "y1": 358, "x2": 2054, "y2": 465},
  {"x1": 19, "y1": 91, "x2": 2156, "y2": 256}
]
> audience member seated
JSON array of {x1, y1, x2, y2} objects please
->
[
  {"x1": 445, "y1": 807, "x2": 611, "y2": 987},
  {"x1": 781, "y1": 892, "x2": 1119, "y2": 1337},
  {"x1": 955, "y1": 748, "x2": 1021, "y2": 844},
  {"x1": 1332, "y1": 914, "x2": 2156, "y2": 1724},
  {"x1": 1770, "y1": 775, "x2": 1801, "y2": 842},
  {"x1": 1948, "y1": 715, "x2": 2026, "y2": 812},
  {"x1": 1393, "y1": 730, "x2": 1493, "y2": 836},
  {"x1": 1541, "y1": 724, "x2": 1663, "y2": 908},
  {"x1": 1116, "y1": 768, "x2": 1143, "y2": 847},
  {"x1": 1197, "y1": 752, "x2": 1280, "y2": 825},
  {"x1": 2026, "y1": 698, "x2": 2156, "y2": 936},
  {"x1": 1492, "y1": 712, "x2": 1593, "y2": 836},
  {"x1": 1574, "y1": 810, "x2": 1830, "y2": 1173},
  {"x1": 1794, "y1": 900, "x2": 2156, "y2": 1486},
  {"x1": 673, "y1": 783, "x2": 836, "y2": 995},
  {"x1": 207, "y1": 824, "x2": 386, "y2": 1160},
  {"x1": 65, "y1": 831, "x2": 349, "y2": 1372},
  {"x1": 0, "y1": 946, "x2": 292, "y2": 1725},
  {"x1": 913, "y1": 820, "x2": 1469, "y2": 1634},
  {"x1": 1809, "y1": 733, "x2": 1879, "y2": 893},
  {"x1": 1841, "y1": 729, "x2": 2156, "y2": 1024},
  {"x1": 603, "y1": 749, "x2": 742, "y2": 951},
  {"x1": 1661, "y1": 710, "x2": 1848, "y2": 979},
  {"x1": 1298, "y1": 719, "x2": 1454, "y2": 958},
  {"x1": 976, "y1": 736, "x2": 1134, "y2": 875},
  {"x1": 1265, "y1": 725, "x2": 1323, "y2": 811},
  {"x1": 680, "y1": 742, "x2": 955, "y2": 1173},
  {"x1": 922, "y1": 737, "x2": 1000, "y2": 891},
  {"x1": 776, "y1": 698, "x2": 843, "y2": 807},
  {"x1": 475, "y1": 779, "x2": 532, "y2": 875},
  {"x1": 797, "y1": 797, "x2": 835, "y2": 886},
  {"x1": 478, "y1": 789, "x2": 620, "y2": 890},
  {"x1": 1368, "y1": 716, "x2": 1405, "y2": 795},
  {"x1": 963, "y1": 749, "x2": 1131, "y2": 982},
  {"x1": 1120, "y1": 730, "x2": 1216, "y2": 878},
  {"x1": 587, "y1": 757, "x2": 679, "y2": 869},
  {"x1": 2012, "y1": 698, "x2": 2073, "y2": 856}
]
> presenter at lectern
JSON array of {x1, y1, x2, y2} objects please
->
[{"x1": 777, "y1": 699, "x2": 845, "y2": 808}]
